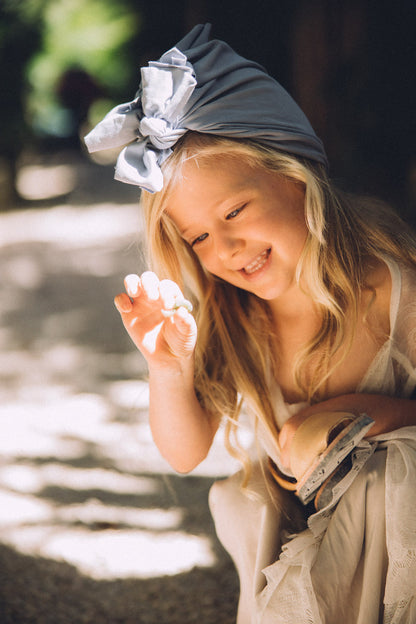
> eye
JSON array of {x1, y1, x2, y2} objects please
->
[
  {"x1": 226, "y1": 204, "x2": 245, "y2": 220},
  {"x1": 191, "y1": 232, "x2": 208, "y2": 247}
]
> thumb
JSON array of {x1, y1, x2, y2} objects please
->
[
  {"x1": 165, "y1": 307, "x2": 197, "y2": 357},
  {"x1": 278, "y1": 424, "x2": 295, "y2": 470}
]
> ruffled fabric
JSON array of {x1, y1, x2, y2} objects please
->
[
  {"x1": 255, "y1": 432, "x2": 416, "y2": 624},
  {"x1": 84, "y1": 48, "x2": 196, "y2": 191}
]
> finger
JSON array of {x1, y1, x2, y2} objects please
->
[
  {"x1": 114, "y1": 293, "x2": 133, "y2": 313},
  {"x1": 140, "y1": 271, "x2": 160, "y2": 301},
  {"x1": 278, "y1": 438, "x2": 290, "y2": 469},
  {"x1": 169, "y1": 307, "x2": 198, "y2": 351},
  {"x1": 172, "y1": 305, "x2": 197, "y2": 329},
  {"x1": 159, "y1": 279, "x2": 183, "y2": 310},
  {"x1": 278, "y1": 427, "x2": 287, "y2": 451},
  {"x1": 124, "y1": 274, "x2": 142, "y2": 298},
  {"x1": 165, "y1": 308, "x2": 197, "y2": 357},
  {"x1": 278, "y1": 425, "x2": 297, "y2": 470}
]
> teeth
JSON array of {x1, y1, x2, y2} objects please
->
[{"x1": 244, "y1": 250, "x2": 269, "y2": 274}]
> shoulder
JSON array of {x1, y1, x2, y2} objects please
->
[
  {"x1": 380, "y1": 256, "x2": 416, "y2": 311},
  {"x1": 362, "y1": 257, "x2": 391, "y2": 336},
  {"x1": 399, "y1": 261, "x2": 416, "y2": 296},
  {"x1": 393, "y1": 260, "x2": 416, "y2": 334},
  {"x1": 365, "y1": 256, "x2": 391, "y2": 291},
  {"x1": 381, "y1": 257, "x2": 416, "y2": 362}
]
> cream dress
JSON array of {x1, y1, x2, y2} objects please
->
[{"x1": 209, "y1": 259, "x2": 416, "y2": 623}]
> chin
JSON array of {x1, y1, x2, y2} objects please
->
[
  {"x1": 252, "y1": 279, "x2": 292, "y2": 301},
  {"x1": 248, "y1": 287, "x2": 283, "y2": 301}
]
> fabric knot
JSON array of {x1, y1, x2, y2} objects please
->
[{"x1": 139, "y1": 116, "x2": 181, "y2": 150}]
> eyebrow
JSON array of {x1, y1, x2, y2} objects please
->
[
  {"x1": 168, "y1": 185, "x2": 253, "y2": 239},
  {"x1": 165, "y1": 211, "x2": 194, "y2": 240},
  {"x1": 178, "y1": 224, "x2": 198, "y2": 241}
]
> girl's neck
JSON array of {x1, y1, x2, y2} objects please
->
[{"x1": 268, "y1": 283, "x2": 320, "y2": 334}]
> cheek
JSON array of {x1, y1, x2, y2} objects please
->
[
  {"x1": 273, "y1": 217, "x2": 308, "y2": 252},
  {"x1": 291, "y1": 222, "x2": 308, "y2": 250},
  {"x1": 193, "y1": 246, "x2": 215, "y2": 272},
  {"x1": 196, "y1": 253, "x2": 227, "y2": 283},
  {"x1": 191, "y1": 250, "x2": 213, "y2": 278}
]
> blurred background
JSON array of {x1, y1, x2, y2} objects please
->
[
  {"x1": 0, "y1": 1, "x2": 415, "y2": 622},
  {"x1": 1, "y1": 0, "x2": 415, "y2": 215}
]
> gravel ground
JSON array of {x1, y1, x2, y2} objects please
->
[
  {"x1": 0, "y1": 149, "x2": 240, "y2": 623},
  {"x1": 0, "y1": 544, "x2": 238, "y2": 624}
]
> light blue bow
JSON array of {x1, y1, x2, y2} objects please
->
[{"x1": 84, "y1": 48, "x2": 196, "y2": 192}]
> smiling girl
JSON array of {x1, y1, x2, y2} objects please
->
[{"x1": 85, "y1": 25, "x2": 416, "y2": 624}]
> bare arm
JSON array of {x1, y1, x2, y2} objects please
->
[
  {"x1": 279, "y1": 393, "x2": 416, "y2": 469},
  {"x1": 115, "y1": 272, "x2": 219, "y2": 473},
  {"x1": 147, "y1": 357, "x2": 219, "y2": 473}
]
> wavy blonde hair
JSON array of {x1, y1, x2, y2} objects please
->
[{"x1": 140, "y1": 132, "x2": 416, "y2": 475}]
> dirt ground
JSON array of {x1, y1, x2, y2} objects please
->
[{"x1": 0, "y1": 148, "x2": 240, "y2": 623}]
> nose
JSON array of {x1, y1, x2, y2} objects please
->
[{"x1": 214, "y1": 230, "x2": 243, "y2": 262}]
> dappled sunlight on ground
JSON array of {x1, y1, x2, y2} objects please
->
[
  {"x1": 0, "y1": 388, "x2": 241, "y2": 580},
  {"x1": 0, "y1": 152, "x2": 246, "y2": 608}
]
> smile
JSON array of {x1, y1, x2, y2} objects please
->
[{"x1": 242, "y1": 249, "x2": 271, "y2": 275}]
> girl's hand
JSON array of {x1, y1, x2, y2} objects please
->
[
  {"x1": 278, "y1": 409, "x2": 311, "y2": 470},
  {"x1": 114, "y1": 272, "x2": 197, "y2": 369}
]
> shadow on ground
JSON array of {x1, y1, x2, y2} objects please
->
[{"x1": 0, "y1": 543, "x2": 238, "y2": 624}]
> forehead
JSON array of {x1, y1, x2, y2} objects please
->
[{"x1": 166, "y1": 156, "x2": 259, "y2": 215}]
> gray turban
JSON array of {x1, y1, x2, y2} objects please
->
[{"x1": 84, "y1": 23, "x2": 327, "y2": 192}]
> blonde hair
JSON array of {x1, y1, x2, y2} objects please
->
[{"x1": 141, "y1": 132, "x2": 416, "y2": 477}]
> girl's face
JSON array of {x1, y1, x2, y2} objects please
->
[{"x1": 166, "y1": 155, "x2": 308, "y2": 305}]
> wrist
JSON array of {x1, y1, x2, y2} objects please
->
[{"x1": 148, "y1": 354, "x2": 195, "y2": 381}]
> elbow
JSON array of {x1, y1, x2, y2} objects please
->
[
  {"x1": 163, "y1": 446, "x2": 211, "y2": 475},
  {"x1": 153, "y1": 421, "x2": 218, "y2": 474},
  {"x1": 173, "y1": 464, "x2": 197, "y2": 475}
]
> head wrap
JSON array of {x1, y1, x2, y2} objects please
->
[{"x1": 84, "y1": 24, "x2": 327, "y2": 192}]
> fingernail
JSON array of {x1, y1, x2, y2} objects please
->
[
  {"x1": 114, "y1": 295, "x2": 130, "y2": 313},
  {"x1": 125, "y1": 274, "x2": 140, "y2": 297},
  {"x1": 141, "y1": 274, "x2": 159, "y2": 300},
  {"x1": 163, "y1": 293, "x2": 176, "y2": 310}
]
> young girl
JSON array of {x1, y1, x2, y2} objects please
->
[{"x1": 85, "y1": 24, "x2": 416, "y2": 623}]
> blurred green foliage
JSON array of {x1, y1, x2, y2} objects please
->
[
  {"x1": 1, "y1": 0, "x2": 141, "y2": 142},
  {"x1": 27, "y1": 0, "x2": 140, "y2": 137},
  {"x1": 0, "y1": 0, "x2": 141, "y2": 202}
]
